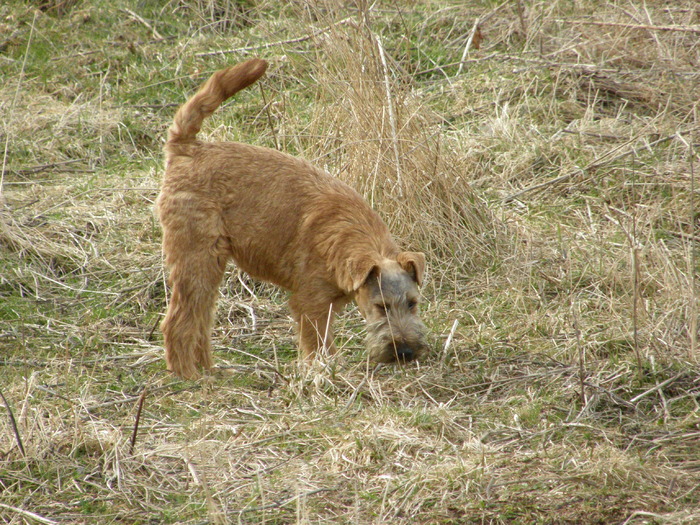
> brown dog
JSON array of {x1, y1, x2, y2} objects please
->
[{"x1": 156, "y1": 58, "x2": 428, "y2": 379}]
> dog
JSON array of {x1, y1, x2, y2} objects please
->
[{"x1": 156, "y1": 58, "x2": 428, "y2": 379}]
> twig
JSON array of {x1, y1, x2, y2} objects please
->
[
  {"x1": 622, "y1": 511, "x2": 673, "y2": 525},
  {"x1": 629, "y1": 373, "x2": 684, "y2": 404},
  {"x1": 416, "y1": 53, "x2": 500, "y2": 76},
  {"x1": 234, "y1": 488, "x2": 337, "y2": 515},
  {"x1": 36, "y1": 385, "x2": 73, "y2": 403},
  {"x1": 85, "y1": 384, "x2": 179, "y2": 412},
  {"x1": 121, "y1": 8, "x2": 163, "y2": 40},
  {"x1": 195, "y1": 17, "x2": 353, "y2": 57},
  {"x1": 583, "y1": 381, "x2": 635, "y2": 410},
  {"x1": 259, "y1": 83, "x2": 279, "y2": 151},
  {"x1": 455, "y1": 19, "x2": 481, "y2": 77},
  {"x1": 59, "y1": 36, "x2": 177, "y2": 60},
  {"x1": 1, "y1": 158, "x2": 86, "y2": 177},
  {"x1": 147, "y1": 314, "x2": 160, "y2": 341},
  {"x1": 0, "y1": 388, "x2": 25, "y2": 457},
  {"x1": 666, "y1": 230, "x2": 700, "y2": 243},
  {"x1": 28, "y1": 269, "x2": 120, "y2": 296},
  {"x1": 503, "y1": 126, "x2": 700, "y2": 202},
  {"x1": 560, "y1": 20, "x2": 700, "y2": 34},
  {"x1": 129, "y1": 386, "x2": 148, "y2": 454},
  {"x1": 0, "y1": 503, "x2": 57, "y2": 525},
  {"x1": 196, "y1": 34, "x2": 315, "y2": 57},
  {"x1": 123, "y1": 103, "x2": 179, "y2": 110},
  {"x1": 0, "y1": 358, "x2": 49, "y2": 368},
  {"x1": 505, "y1": 133, "x2": 645, "y2": 202}
]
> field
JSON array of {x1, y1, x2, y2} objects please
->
[{"x1": 1, "y1": 0, "x2": 699, "y2": 523}]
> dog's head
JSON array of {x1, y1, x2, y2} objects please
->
[{"x1": 347, "y1": 252, "x2": 428, "y2": 363}]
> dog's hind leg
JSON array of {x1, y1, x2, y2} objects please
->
[{"x1": 161, "y1": 229, "x2": 228, "y2": 379}]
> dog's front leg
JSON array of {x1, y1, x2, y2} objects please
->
[{"x1": 289, "y1": 290, "x2": 348, "y2": 360}]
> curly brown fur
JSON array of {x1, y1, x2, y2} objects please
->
[{"x1": 156, "y1": 58, "x2": 428, "y2": 379}]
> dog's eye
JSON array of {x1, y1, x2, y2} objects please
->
[
  {"x1": 375, "y1": 303, "x2": 389, "y2": 315},
  {"x1": 407, "y1": 299, "x2": 418, "y2": 310}
]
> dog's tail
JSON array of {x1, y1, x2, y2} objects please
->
[{"x1": 166, "y1": 58, "x2": 268, "y2": 154}]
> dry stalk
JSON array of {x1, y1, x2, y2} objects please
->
[
  {"x1": 259, "y1": 82, "x2": 280, "y2": 151},
  {"x1": 674, "y1": 131, "x2": 698, "y2": 361},
  {"x1": 0, "y1": 503, "x2": 57, "y2": 525},
  {"x1": 129, "y1": 386, "x2": 148, "y2": 454},
  {"x1": 630, "y1": 151, "x2": 643, "y2": 380},
  {"x1": 0, "y1": 389, "x2": 25, "y2": 457},
  {"x1": 374, "y1": 34, "x2": 403, "y2": 197},
  {"x1": 455, "y1": 18, "x2": 481, "y2": 77},
  {"x1": 686, "y1": 133, "x2": 697, "y2": 360},
  {"x1": 442, "y1": 319, "x2": 459, "y2": 364},
  {"x1": 515, "y1": 0, "x2": 527, "y2": 38},
  {"x1": 1, "y1": 12, "x2": 36, "y2": 199},
  {"x1": 692, "y1": 136, "x2": 698, "y2": 360},
  {"x1": 571, "y1": 305, "x2": 586, "y2": 406},
  {"x1": 603, "y1": 202, "x2": 647, "y2": 377}
]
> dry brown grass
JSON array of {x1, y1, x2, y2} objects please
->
[{"x1": 1, "y1": 0, "x2": 699, "y2": 523}]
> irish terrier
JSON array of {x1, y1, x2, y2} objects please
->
[{"x1": 156, "y1": 58, "x2": 428, "y2": 379}]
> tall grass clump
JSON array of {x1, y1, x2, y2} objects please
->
[{"x1": 288, "y1": 18, "x2": 506, "y2": 273}]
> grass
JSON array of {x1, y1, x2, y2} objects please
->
[{"x1": 1, "y1": 0, "x2": 699, "y2": 523}]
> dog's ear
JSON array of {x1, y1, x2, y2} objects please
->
[
  {"x1": 396, "y1": 251, "x2": 425, "y2": 286},
  {"x1": 344, "y1": 255, "x2": 379, "y2": 292}
]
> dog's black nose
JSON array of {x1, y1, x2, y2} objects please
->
[{"x1": 394, "y1": 343, "x2": 415, "y2": 362}]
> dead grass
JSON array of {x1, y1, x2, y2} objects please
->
[{"x1": 1, "y1": 0, "x2": 699, "y2": 523}]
